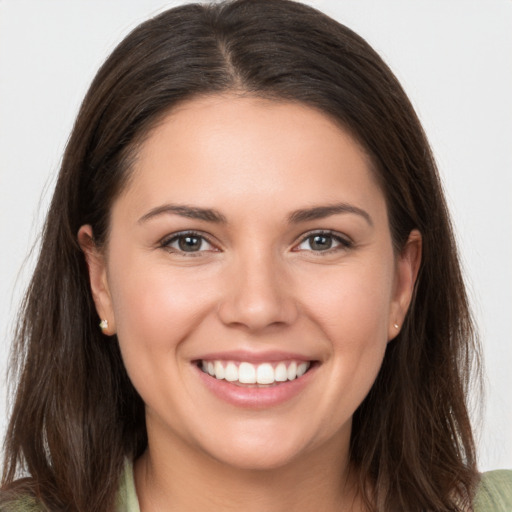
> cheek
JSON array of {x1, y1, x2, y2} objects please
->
[
  {"x1": 301, "y1": 261, "x2": 394, "y2": 343},
  {"x1": 106, "y1": 260, "x2": 219, "y2": 410},
  {"x1": 300, "y1": 259, "x2": 393, "y2": 398},
  {"x1": 107, "y1": 255, "x2": 217, "y2": 354},
  {"x1": 305, "y1": 269, "x2": 392, "y2": 423}
]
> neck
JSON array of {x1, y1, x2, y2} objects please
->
[{"x1": 134, "y1": 427, "x2": 363, "y2": 512}]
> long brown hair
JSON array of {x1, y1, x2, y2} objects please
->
[{"x1": 2, "y1": 1, "x2": 481, "y2": 510}]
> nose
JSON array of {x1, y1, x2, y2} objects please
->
[{"x1": 217, "y1": 249, "x2": 299, "y2": 332}]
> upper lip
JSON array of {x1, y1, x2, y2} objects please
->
[{"x1": 194, "y1": 350, "x2": 315, "y2": 363}]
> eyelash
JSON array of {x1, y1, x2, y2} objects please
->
[
  {"x1": 159, "y1": 230, "x2": 217, "y2": 257},
  {"x1": 159, "y1": 230, "x2": 353, "y2": 257},
  {"x1": 294, "y1": 230, "x2": 353, "y2": 256}
]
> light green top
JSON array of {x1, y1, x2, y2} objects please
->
[
  {"x1": 116, "y1": 462, "x2": 512, "y2": 512},
  {"x1": 472, "y1": 470, "x2": 512, "y2": 511},
  {"x1": 2, "y1": 463, "x2": 511, "y2": 511},
  {"x1": 116, "y1": 461, "x2": 140, "y2": 512}
]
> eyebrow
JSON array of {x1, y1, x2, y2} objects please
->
[
  {"x1": 138, "y1": 202, "x2": 372, "y2": 226},
  {"x1": 288, "y1": 203, "x2": 373, "y2": 226},
  {"x1": 138, "y1": 204, "x2": 227, "y2": 224}
]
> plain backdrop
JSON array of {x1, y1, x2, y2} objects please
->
[{"x1": 1, "y1": 0, "x2": 511, "y2": 472}]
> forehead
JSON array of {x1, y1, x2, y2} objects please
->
[{"x1": 114, "y1": 94, "x2": 386, "y2": 223}]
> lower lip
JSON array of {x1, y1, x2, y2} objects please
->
[{"x1": 194, "y1": 364, "x2": 317, "y2": 408}]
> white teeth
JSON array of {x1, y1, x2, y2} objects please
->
[
  {"x1": 297, "y1": 362, "x2": 308, "y2": 377},
  {"x1": 238, "y1": 362, "x2": 256, "y2": 384},
  {"x1": 200, "y1": 359, "x2": 311, "y2": 385},
  {"x1": 287, "y1": 361, "x2": 297, "y2": 380},
  {"x1": 274, "y1": 362, "x2": 288, "y2": 382},
  {"x1": 256, "y1": 363, "x2": 274, "y2": 385},
  {"x1": 214, "y1": 360, "x2": 225, "y2": 380},
  {"x1": 225, "y1": 362, "x2": 238, "y2": 382}
]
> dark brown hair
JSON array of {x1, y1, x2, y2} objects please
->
[{"x1": 2, "y1": 1, "x2": 480, "y2": 510}]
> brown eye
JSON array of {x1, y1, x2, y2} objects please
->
[
  {"x1": 178, "y1": 235, "x2": 203, "y2": 252},
  {"x1": 295, "y1": 231, "x2": 352, "y2": 253},
  {"x1": 162, "y1": 232, "x2": 215, "y2": 254},
  {"x1": 308, "y1": 234, "x2": 333, "y2": 251}
]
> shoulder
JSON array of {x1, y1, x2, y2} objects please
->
[
  {"x1": 0, "y1": 481, "x2": 50, "y2": 512},
  {"x1": 473, "y1": 470, "x2": 512, "y2": 511},
  {"x1": 0, "y1": 494, "x2": 45, "y2": 512},
  {"x1": 0, "y1": 460, "x2": 136, "y2": 512}
]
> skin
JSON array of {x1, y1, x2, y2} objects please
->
[{"x1": 79, "y1": 95, "x2": 421, "y2": 511}]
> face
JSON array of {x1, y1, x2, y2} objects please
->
[{"x1": 80, "y1": 95, "x2": 420, "y2": 472}]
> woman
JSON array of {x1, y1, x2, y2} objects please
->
[{"x1": 1, "y1": 0, "x2": 510, "y2": 510}]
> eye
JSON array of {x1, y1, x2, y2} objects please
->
[
  {"x1": 160, "y1": 231, "x2": 216, "y2": 255},
  {"x1": 295, "y1": 231, "x2": 352, "y2": 253}
]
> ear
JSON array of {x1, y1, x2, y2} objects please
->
[
  {"x1": 388, "y1": 229, "x2": 422, "y2": 341},
  {"x1": 77, "y1": 225, "x2": 116, "y2": 335}
]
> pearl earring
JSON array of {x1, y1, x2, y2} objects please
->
[
  {"x1": 393, "y1": 323, "x2": 399, "y2": 330},
  {"x1": 99, "y1": 319, "x2": 108, "y2": 331}
]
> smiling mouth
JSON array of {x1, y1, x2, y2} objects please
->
[{"x1": 197, "y1": 360, "x2": 313, "y2": 386}]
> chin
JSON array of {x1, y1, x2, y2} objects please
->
[
  {"x1": 209, "y1": 443, "x2": 305, "y2": 471},
  {"x1": 196, "y1": 423, "x2": 323, "y2": 472}
]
